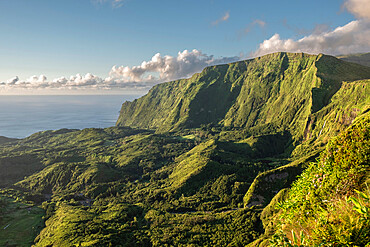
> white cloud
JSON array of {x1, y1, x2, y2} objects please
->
[
  {"x1": 6, "y1": 76, "x2": 19, "y2": 85},
  {"x1": 343, "y1": 0, "x2": 370, "y2": 20},
  {"x1": 26, "y1": 75, "x2": 47, "y2": 83},
  {"x1": 0, "y1": 49, "x2": 240, "y2": 93},
  {"x1": 212, "y1": 11, "x2": 230, "y2": 25},
  {"x1": 1, "y1": 73, "x2": 116, "y2": 91},
  {"x1": 253, "y1": 20, "x2": 370, "y2": 56},
  {"x1": 110, "y1": 49, "x2": 240, "y2": 83},
  {"x1": 253, "y1": 0, "x2": 370, "y2": 57}
]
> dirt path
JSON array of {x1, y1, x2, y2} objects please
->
[{"x1": 169, "y1": 208, "x2": 240, "y2": 215}]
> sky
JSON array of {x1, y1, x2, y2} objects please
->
[{"x1": 0, "y1": 0, "x2": 369, "y2": 95}]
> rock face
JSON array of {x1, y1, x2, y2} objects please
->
[
  {"x1": 243, "y1": 155, "x2": 314, "y2": 208},
  {"x1": 117, "y1": 52, "x2": 370, "y2": 145}
]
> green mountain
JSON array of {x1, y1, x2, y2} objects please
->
[
  {"x1": 338, "y1": 52, "x2": 370, "y2": 67},
  {"x1": 0, "y1": 52, "x2": 369, "y2": 246},
  {"x1": 117, "y1": 52, "x2": 370, "y2": 148}
]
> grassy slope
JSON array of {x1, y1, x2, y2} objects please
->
[
  {"x1": 0, "y1": 191, "x2": 44, "y2": 247},
  {"x1": 27, "y1": 111, "x2": 370, "y2": 247},
  {"x1": 28, "y1": 112, "x2": 370, "y2": 246},
  {"x1": 292, "y1": 79, "x2": 370, "y2": 157},
  {"x1": 35, "y1": 201, "x2": 262, "y2": 247},
  {"x1": 250, "y1": 112, "x2": 370, "y2": 246},
  {"x1": 0, "y1": 126, "x2": 275, "y2": 246},
  {"x1": 117, "y1": 53, "x2": 370, "y2": 145},
  {"x1": 242, "y1": 154, "x2": 316, "y2": 208},
  {"x1": 3, "y1": 127, "x2": 195, "y2": 198}
]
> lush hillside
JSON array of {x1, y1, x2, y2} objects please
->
[
  {"x1": 0, "y1": 190, "x2": 44, "y2": 247},
  {"x1": 275, "y1": 114, "x2": 370, "y2": 246},
  {"x1": 338, "y1": 52, "x2": 370, "y2": 67},
  {"x1": 117, "y1": 53, "x2": 370, "y2": 143},
  {"x1": 250, "y1": 112, "x2": 370, "y2": 246},
  {"x1": 0, "y1": 52, "x2": 369, "y2": 246},
  {"x1": 0, "y1": 126, "x2": 273, "y2": 246}
]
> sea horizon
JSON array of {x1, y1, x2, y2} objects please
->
[{"x1": 0, "y1": 94, "x2": 142, "y2": 139}]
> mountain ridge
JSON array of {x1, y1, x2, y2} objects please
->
[{"x1": 117, "y1": 52, "x2": 370, "y2": 151}]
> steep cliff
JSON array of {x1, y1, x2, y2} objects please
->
[{"x1": 117, "y1": 53, "x2": 370, "y2": 147}]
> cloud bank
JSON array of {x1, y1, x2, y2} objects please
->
[
  {"x1": 343, "y1": 0, "x2": 370, "y2": 20},
  {"x1": 0, "y1": 73, "x2": 149, "y2": 93},
  {"x1": 110, "y1": 49, "x2": 239, "y2": 83},
  {"x1": 0, "y1": 50, "x2": 240, "y2": 93},
  {"x1": 253, "y1": 20, "x2": 370, "y2": 57},
  {"x1": 253, "y1": 0, "x2": 370, "y2": 57}
]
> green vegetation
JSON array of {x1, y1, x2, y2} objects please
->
[
  {"x1": 243, "y1": 155, "x2": 316, "y2": 208},
  {"x1": 0, "y1": 190, "x2": 44, "y2": 247},
  {"x1": 250, "y1": 114, "x2": 370, "y2": 246},
  {"x1": 271, "y1": 114, "x2": 370, "y2": 246},
  {"x1": 35, "y1": 200, "x2": 262, "y2": 247},
  {"x1": 0, "y1": 52, "x2": 369, "y2": 246},
  {"x1": 117, "y1": 53, "x2": 370, "y2": 144}
]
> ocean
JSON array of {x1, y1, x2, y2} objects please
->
[{"x1": 0, "y1": 95, "x2": 142, "y2": 139}]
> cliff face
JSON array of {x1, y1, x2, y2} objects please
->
[{"x1": 117, "y1": 52, "x2": 370, "y2": 144}]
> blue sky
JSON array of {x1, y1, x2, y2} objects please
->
[{"x1": 0, "y1": 0, "x2": 369, "y2": 94}]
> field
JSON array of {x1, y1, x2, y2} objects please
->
[{"x1": 0, "y1": 191, "x2": 44, "y2": 247}]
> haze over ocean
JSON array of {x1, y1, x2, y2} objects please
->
[{"x1": 0, "y1": 95, "x2": 141, "y2": 138}]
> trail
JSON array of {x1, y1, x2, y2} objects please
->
[
  {"x1": 318, "y1": 120, "x2": 327, "y2": 136},
  {"x1": 169, "y1": 208, "x2": 240, "y2": 215},
  {"x1": 3, "y1": 224, "x2": 10, "y2": 230}
]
